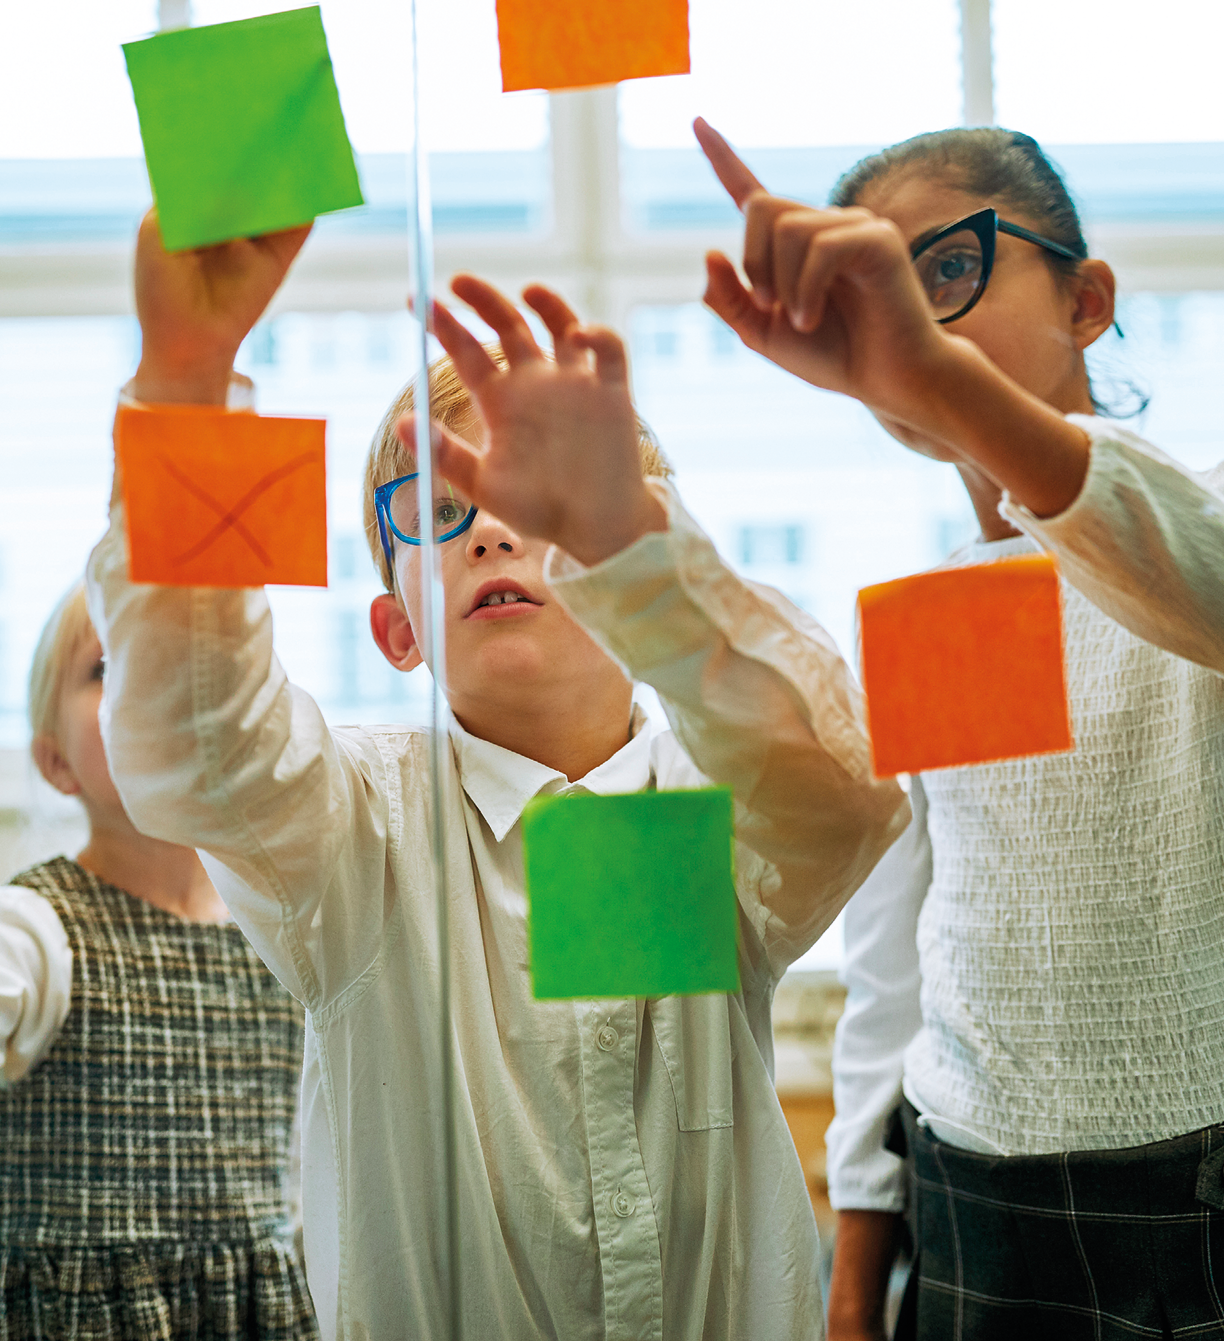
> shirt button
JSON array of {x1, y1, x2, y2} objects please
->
[
  {"x1": 611, "y1": 1186, "x2": 636, "y2": 1218},
  {"x1": 597, "y1": 1024, "x2": 619, "y2": 1052}
]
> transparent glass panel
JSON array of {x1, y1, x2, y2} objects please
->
[
  {"x1": 0, "y1": 313, "x2": 435, "y2": 750},
  {"x1": 620, "y1": 0, "x2": 961, "y2": 231},
  {"x1": 628, "y1": 293, "x2": 1224, "y2": 966}
]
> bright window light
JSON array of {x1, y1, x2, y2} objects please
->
[
  {"x1": 995, "y1": 0, "x2": 1224, "y2": 143},
  {"x1": 620, "y1": 0, "x2": 962, "y2": 149},
  {"x1": 191, "y1": 0, "x2": 548, "y2": 153},
  {"x1": 0, "y1": 2, "x2": 156, "y2": 157}
]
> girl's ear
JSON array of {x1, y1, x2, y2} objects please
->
[
  {"x1": 369, "y1": 593, "x2": 423, "y2": 672},
  {"x1": 30, "y1": 733, "x2": 81, "y2": 797},
  {"x1": 1071, "y1": 259, "x2": 1116, "y2": 351}
]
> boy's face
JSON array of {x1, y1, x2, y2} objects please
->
[{"x1": 370, "y1": 453, "x2": 633, "y2": 731}]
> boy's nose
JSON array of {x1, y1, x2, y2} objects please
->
[{"x1": 466, "y1": 512, "x2": 522, "y2": 559}]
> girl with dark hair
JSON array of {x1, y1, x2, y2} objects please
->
[{"x1": 696, "y1": 120, "x2": 1224, "y2": 1340}]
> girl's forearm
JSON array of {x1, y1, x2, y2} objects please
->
[
  {"x1": 826, "y1": 1209, "x2": 904, "y2": 1340},
  {"x1": 908, "y1": 337, "x2": 1092, "y2": 519}
]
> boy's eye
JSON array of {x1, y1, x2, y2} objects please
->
[
  {"x1": 434, "y1": 498, "x2": 464, "y2": 528},
  {"x1": 90, "y1": 659, "x2": 106, "y2": 682}
]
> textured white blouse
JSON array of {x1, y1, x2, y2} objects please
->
[
  {"x1": 827, "y1": 418, "x2": 1224, "y2": 1211},
  {"x1": 87, "y1": 472, "x2": 907, "y2": 1341}
]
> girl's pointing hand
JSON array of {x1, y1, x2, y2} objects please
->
[{"x1": 694, "y1": 117, "x2": 958, "y2": 430}]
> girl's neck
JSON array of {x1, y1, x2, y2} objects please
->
[
  {"x1": 957, "y1": 461, "x2": 1023, "y2": 543},
  {"x1": 76, "y1": 828, "x2": 229, "y2": 923}
]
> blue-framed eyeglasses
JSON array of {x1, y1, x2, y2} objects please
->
[{"x1": 374, "y1": 473, "x2": 478, "y2": 578}]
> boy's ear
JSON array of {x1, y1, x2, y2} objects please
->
[
  {"x1": 30, "y1": 733, "x2": 81, "y2": 798},
  {"x1": 1071, "y1": 259, "x2": 1116, "y2": 351},
  {"x1": 369, "y1": 594, "x2": 423, "y2": 672}
]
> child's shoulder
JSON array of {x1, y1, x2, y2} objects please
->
[{"x1": 330, "y1": 720, "x2": 436, "y2": 784}]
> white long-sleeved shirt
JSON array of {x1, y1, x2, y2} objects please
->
[
  {"x1": 827, "y1": 418, "x2": 1224, "y2": 1209},
  {"x1": 88, "y1": 468, "x2": 908, "y2": 1341},
  {"x1": 0, "y1": 886, "x2": 72, "y2": 1085}
]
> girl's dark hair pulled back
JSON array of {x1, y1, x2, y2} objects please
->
[
  {"x1": 830, "y1": 127, "x2": 1147, "y2": 418},
  {"x1": 831, "y1": 127, "x2": 1088, "y2": 277}
]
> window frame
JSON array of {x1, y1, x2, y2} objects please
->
[{"x1": 2, "y1": 0, "x2": 1223, "y2": 321}]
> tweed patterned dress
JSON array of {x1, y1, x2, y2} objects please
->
[{"x1": 0, "y1": 858, "x2": 318, "y2": 1341}]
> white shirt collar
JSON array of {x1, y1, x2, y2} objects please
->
[{"x1": 449, "y1": 703, "x2": 654, "y2": 843}]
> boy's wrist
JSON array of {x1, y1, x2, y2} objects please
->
[
  {"x1": 130, "y1": 356, "x2": 235, "y2": 407},
  {"x1": 562, "y1": 485, "x2": 669, "y2": 569}
]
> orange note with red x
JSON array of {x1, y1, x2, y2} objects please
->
[
  {"x1": 496, "y1": 0, "x2": 689, "y2": 92},
  {"x1": 858, "y1": 555, "x2": 1073, "y2": 777},
  {"x1": 116, "y1": 405, "x2": 327, "y2": 588}
]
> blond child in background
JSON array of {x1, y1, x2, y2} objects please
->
[
  {"x1": 0, "y1": 581, "x2": 317, "y2": 1340},
  {"x1": 85, "y1": 213, "x2": 909, "y2": 1339}
]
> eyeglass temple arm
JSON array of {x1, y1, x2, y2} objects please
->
[{"x1": 996, "y1": 221, "x2": 1124, "y2": 338}]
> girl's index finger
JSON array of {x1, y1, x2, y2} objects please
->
[{"x1": 693, "y1": 117, "x2": 767, "y2": 211}]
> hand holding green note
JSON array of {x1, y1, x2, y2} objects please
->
[
  {"x1": 124, "y1": 6, "x2": 363, "y2": 252},
  {"x1": 523, "y1": 788, "x2": 740, "y2": 1000}
]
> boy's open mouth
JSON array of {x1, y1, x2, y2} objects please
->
[{"x1": 466, "y1": 580, "x2": 544, "y2": 619}]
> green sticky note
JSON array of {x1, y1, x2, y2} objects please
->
[
  {"x1": 123, "y1": 7, "x2": 364, "y2": 252},
  {"x1": 523, "y1": 788, "x2": 740, "y2": 1000}
]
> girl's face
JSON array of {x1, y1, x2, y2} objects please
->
[
  {"x1": 38, "y1": 634, "x2": 127, "y2": 823},
  {"x1": 856, "y1": 169, "x2": 1109, "y2": 416}
]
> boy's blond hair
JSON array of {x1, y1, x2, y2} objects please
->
[
  {"x1": 28, "y1": 580, "x2": 94, "y2": 744},
  {"x1": 363, "y1": 346, "x2": 672, "y2": 592}
]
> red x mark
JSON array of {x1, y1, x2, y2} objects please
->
[{"x1": 158, "y1": 451, "x2": 318, "y2": 568}]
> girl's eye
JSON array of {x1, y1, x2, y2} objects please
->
[
  {"x1": 938, "y1": 254, "x2": 972, "y2": 282},
  {"x1": 90, "y1": 659, "x2": 105, "y2": 682}
]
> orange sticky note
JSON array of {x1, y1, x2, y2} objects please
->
[
  {"x1": 496, "y1": 0, "x2": 689, "y2": 92},
  {"x1": 858, "y1": 555, "x2": 1073, "y2": 777},
  {"x1": 116, "y1": 405, "x2": 328, "y2": 588}
]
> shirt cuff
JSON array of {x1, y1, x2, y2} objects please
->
[
  {"x1": 118, "y1": 371, "x2": 256, "y2": 412},
  {"x1": 0, "y1": 887, "x2": 73, "y2": 1086},
  {"x1": 998, "y1": 413, "x2": 1170, "y2": 539}
]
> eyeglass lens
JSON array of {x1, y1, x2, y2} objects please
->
[
  {"x1": 388, "y1": 480, "x2": 473, "y2": 539},
  {"x1": 913, "y1": 228, "x2": 986, "y2": 321}
]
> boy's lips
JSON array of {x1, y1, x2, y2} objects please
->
[{"x1": 465, "y1": 578, "x2": 545, "y2": 620}]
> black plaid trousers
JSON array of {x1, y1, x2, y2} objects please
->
[{"x1": 893, "y1": 1100, "x2": 1224, "y2": 1340}]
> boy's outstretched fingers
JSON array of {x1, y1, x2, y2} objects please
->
[
  {"x1": 431, "y1": 299, "x2": 502, "y2": 397},
  {"x1": 398, "y1": 413, "x2": 483, "y2": 502},
  {"x1": 572, "y1": 326, "x2": 630, "y2": 386},
  {"x1": 521, "y1": 284, "x2": 584, "y2": 365},
  {"x1": 449, "y1": 273, "x2": 543, "y2": 365}
]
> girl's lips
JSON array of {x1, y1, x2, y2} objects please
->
[{"x1": 465, "y1": 599, "x2": 542, "y2": 622}]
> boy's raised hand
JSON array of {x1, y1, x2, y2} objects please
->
[
  {"x1": 693, "y1": 118, "x2": 958, "y2": 434},
  {"x1": 131, "y1": 209, "x2": 312, "y2": 406},
  {"x1": 422, "y1": 275, "x2": 666, "y2": 568}
]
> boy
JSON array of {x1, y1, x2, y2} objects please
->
[{"x1": 88, "y1": 215, "x2": 908, "y2": 1339}]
